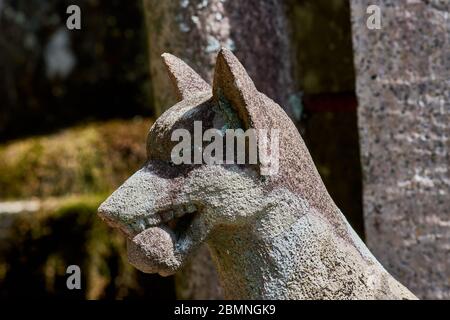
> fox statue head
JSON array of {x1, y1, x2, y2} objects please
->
[
  {"x1": 97, "y1": 47, "x2": 326, "y2": 275},
  {"x1": 97, "y1": 48, "x2": 416, "y2": 299}
]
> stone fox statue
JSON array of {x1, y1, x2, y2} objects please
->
[{"x1": 98, "y1": 48, "x2": 416, "y2": 300}]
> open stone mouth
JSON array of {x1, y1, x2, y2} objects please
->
[{"x1": 132, "y1": 203, "x2": 199, "y2": 239}]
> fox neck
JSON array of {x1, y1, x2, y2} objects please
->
[{"x1": 206, "y1": 191, "x2": 416, "y2": 300}]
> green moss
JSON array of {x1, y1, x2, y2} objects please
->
[
  {"x1": 0, "y1": 118, "x2": 152, "y2": 200},
  {"x1": 215, "y1": 91, "x2": 244, "y2": 132}
]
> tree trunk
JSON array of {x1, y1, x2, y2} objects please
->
[
  {"x1": 351, "y1": 0, "x2": 450, "y2": 299},
  {"x1": 143, "y1": 0, "x2": 297, "y2": 299}
]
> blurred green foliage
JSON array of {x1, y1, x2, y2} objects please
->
[
  {"x1": 0, "y1": 118, "x2": 150, "y2": 199},
  {"x1": 287, "y1": 0, "x2": 355, "y2": 94},
  {"x1": 0, "y1": 194, "x2": 175, "y2": 299}
]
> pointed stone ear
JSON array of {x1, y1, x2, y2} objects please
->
[
  {"x1": 213, "y1": 48, "x2": 259, "y2": 129},
  {"x1": 161, "y1": 53, "x2": 211, "y2": 101}
]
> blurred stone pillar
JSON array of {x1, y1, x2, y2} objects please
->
[
  {"x1": 142, "y1": 0, "x2": 297, "y2": 299},
  {"x1": 143, "y1": 0, "x2": 298, "y2": 118},
  {"x1": 351, "y1": 0, "x2": 450, "y2": 299}
]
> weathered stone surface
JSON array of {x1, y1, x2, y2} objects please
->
[
  {"x1": 98, "y1": 48, "x2": 416, "y2": 299},
  {"x1": 174, "y1": 244, "x2": 223, "y2": 299},
  {"x1": 351, "y1": 0, "x2": 450, "y2": 299}
]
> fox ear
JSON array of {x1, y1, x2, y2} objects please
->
[
  {"x1": 161, "y1": 53, "x2": 211, "y2": 101},
  {"x1": 213, "y1": 48, "x2": 260, "y2": 129}
]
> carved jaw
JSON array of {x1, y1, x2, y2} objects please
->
[
  {"x1": 125, "y1": 201, "x2": 207, "y2": 277},
  {"x1": 99, "y1": 199, "x2": 209, "y2": 276},
  {"x1": 97, "y1": 167, "x2": 210, "y2": 277}
]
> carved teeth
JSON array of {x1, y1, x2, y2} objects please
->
[{"x1": 153, "y1": 204, "x2": 198, "y2": 228}]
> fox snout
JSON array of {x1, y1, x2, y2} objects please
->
[
  {"x1": 97, "y1": 166, "x2": 170, "y2": 237},
  {"x1": 97, "y1": 163, "x2": 206, "y2": 276}
]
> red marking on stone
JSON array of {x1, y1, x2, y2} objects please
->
[{"x1": 303, "y1": 92, "x2": 357, "y2": 113}]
